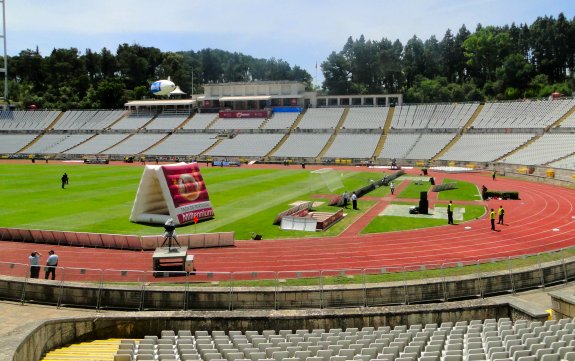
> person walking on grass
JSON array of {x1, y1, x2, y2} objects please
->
[
  {"x1": 390, "y1": 181, "x2": 395, "y2": 195},
  {"x1": 351, "y1": 192, "x2": 358, "y2": 210},
  {"x1": 61, "y1": 173, "x2": 69, "y2": 189}
]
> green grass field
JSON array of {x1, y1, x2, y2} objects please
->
[
  {"x1": 1, "y1": 163, "x2": 386, "y2": 240},
  {"x1": 1, "y1": 164, "x2": 487, "y2": 240}
]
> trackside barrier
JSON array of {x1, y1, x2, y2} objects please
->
[
  {"x1": 0, "y1": 248, "x2": 575, "y2": 311},
  {"x1": 0, "y1": 226, "x2": 234, "y2": 251}
]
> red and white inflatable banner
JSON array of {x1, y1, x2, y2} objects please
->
[{"x1": 130, "y1": 162, "x2": 214, "y2": 225}]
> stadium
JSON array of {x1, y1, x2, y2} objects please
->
[
  {"x1": 3, "y1": 3, "x2": 575, "y2": 361},
  {"x1": 1, "y1": 80, "x2": 575, "y2": 360}
]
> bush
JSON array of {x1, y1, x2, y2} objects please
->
[{"x1": 484, "y1": 190, "x2": 519, "y2": 200}]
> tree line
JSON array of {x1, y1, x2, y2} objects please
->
[
  {"x1": 322, "y1": 13, "x2": 575, "y2": 102},
  {"x1": 7, "y1": 46, "x2": 312, "y2": 109},
  {"x1": 4, "y1": 13, "x2": 575, "y2": 109}
]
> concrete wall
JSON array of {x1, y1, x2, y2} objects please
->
[{"x1": 1, "y1": 258, "x2": 573, "y2": 312}]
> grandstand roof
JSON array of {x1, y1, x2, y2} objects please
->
[{"x1": 124, "y1": 99, "x2": 196, "y2": 107}]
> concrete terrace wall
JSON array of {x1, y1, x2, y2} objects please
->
[{"x1": 0, "y1": 258, "x2": 573, "y2": 312}]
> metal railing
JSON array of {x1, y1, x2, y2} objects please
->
[{"x1": 0, "y1": 247, "x2": 573, "y2": 311}]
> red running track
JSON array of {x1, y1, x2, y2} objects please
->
[{"x1": 0, "y1": 166, "x2": 574, "y2": 280}]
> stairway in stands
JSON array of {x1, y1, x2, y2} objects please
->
[
  {"x1": 431, "y1": 103, "x2": 484, "y2": 162},
  {"x1": 371, "y1": 106, "x2": 395, "y2": 159},
  {"x1": 315, "y1": 107, "x2": 349, "y2": 162},
  {"x1": 263, "y1": 110, "x2": 307, "y2": 160}
]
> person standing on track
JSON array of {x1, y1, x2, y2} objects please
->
[
  {"x1": 45, "y1": 250, "x2": 59, "y2": 280},
  {"x1": 498, "y1": 205, "x2": 505, "y2": 225},
  {"x1": 492, "y1": 170, "x2": 496, "y2": 180},
  {"x1": 490, "y1": 208, "x2": 496, "y2": 231},
  {"x1": 390, "y1": 181, "x2": 395, "y2": 195},
  {"x1": 447, "y1": 200, "x2": 454, "y2": 225},
  {"x1": 29, "y1": 251, "x2": 42, "y2": 278}
]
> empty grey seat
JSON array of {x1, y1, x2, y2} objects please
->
[
  {"x1": 490, "y1": 351, "x2": 509, "y2": 361},
  {"x1": 338, "y1": 349, "x2": 356, "y2": 359},
  {"x1": 286, "y1": 346, "x2": 302, "y2": 356},
  {"x1": 443, "y1": 355, "x2": 463, "y2": 361},
  {"x1": 316, "y1": 349, "x2": 334, "y2": 361},
  {"x1": 294, "y1": 351, "x2": 312, "y2": 361},
  {"x1": 266, "y1": 347, "x2": 281, "y2": 358},
  {"x1": 470, "y1": 350, "x2": 488, "y2": 356},
  {"x1": 114, "y1": 355, "x2": 132, "y2": 361},
  {"x1": 307, "y1": 346, "x2": 322, "y2": 356},
  {"x1": 249, "y1": 352, "x2": 267, "y2": 361},
  {"x1": 467, "y1": 353, "x2": 487, "y2": 361},
  {"x1": 181, "y1": 354, "x2": 201, "y2": 361},
  {"x1": 306, "y1": 357, "x2": 324, "y2": 361},
  {"x1": 540, "y1": 355, "x2": 559, "y2": 361},
  {"x1": 565, "y1": 352, "x2": 575, "y2": 361},
  {"x1": 418, "y1": 356, "x2": 439, "y2": 361},
  {"x1": 329, "y1": 357, "x2": 346, "y2": 361},
  {"x1": 395, "y1": 357, "x2": 416, "y2": 361},
  {"x1": 558, "y1": 346, "x2": 575, "y2": 359},
  {"x1": 516, "y1": 356, "x2": 536, "y2": 361},
  {"x1": 135, "y1": 355, "x2": 155, "y2": 361},
  {"x1": 352, "y1": 355, "x2": 370, "y2": 361},
  {"x1": 272, "y1": 351, "x2": 289, "y2": 361},
  {"x1": 512, "y1": 350, "x2": 531, "y2": 361},
  {"x1": 327, "y1": 345, "x2": 342, "y2": 354}
]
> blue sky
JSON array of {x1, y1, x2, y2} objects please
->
[{"x1": 8, "y1": 0, "x2": 575, "y2": 84}]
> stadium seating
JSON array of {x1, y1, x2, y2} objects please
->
[
  {"x1": 548, "y1": 154, "x2": 575, "y2": 170},
  {"x1": 323, "y1": 134, "x2": 381, "y2": 159},
  {"x1": 102, "y1": 134, "x2": 167, "y2": 155},
  {"x1": 64, "y1": 134, "x2": 131, "y2": 155},
  {"x1": 272, "y1": 133, "x2": 331, "y2": 158},
  {"x1": 502, "y1": 134, "x2": 575, "y2": 165},
  {"x1": 297, "y1": 108, "x2": 344, "y2": 129},
  {"x1": 210, "y1": 117, "x2": 267, "y2": 130},
  {"x1": 52, "y1": 110, "x2": 125, "y2": 130},
  {"x1": 438, "y1": 133, "x2": 535, "y2": 162},
  {"x1": 342, "y1": 107, "x2": 389, "y2": 129},
  {"x1": 25, "y1": 134, "x2": 94, "y2": 154},
  {"x1": 0, "y1": 110, "x2": 60, "y2": 131},
  {"x1": 182, "y1": 113, "x2": 219, "y2": 130},
  {"x1": 111, "y1": 114, "x2": 155, "y2": 130},
  {"x1": 145, "y1": 114, "x2": 190, "y2": 130},
  {"x1": 205, "y1": 134, "x2": 284, "y2": 157},
  {"x1": 1, "y1": 98, "x2": 574, "y2": 165},
  {"x1": 263, "y1": 113, "x2": 300, "y2": 130},
  {"x1": 391, "y1": 103, "x2": 478, "y2": 129},
  {"x1": 60, "y1": 318, "x2": 575, "y2": 361},
  {"x1": 144, "y1": 134, "x2": 220, "y2": 156},
  {"x1": 0, "y1": 134, "x2": 38, "y2": 153},
  {"x1": 471, "y1": 99, "x2": 575, "y2": 129}
]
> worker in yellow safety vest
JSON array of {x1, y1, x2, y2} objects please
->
[
  {"x1": 490, "y1": 209, "x2": 496, "y2": 231},
  {"x1": 447, "y1": 200, "x2": 454, "y2": 225}
]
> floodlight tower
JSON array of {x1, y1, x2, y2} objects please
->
[{"x1": 0, "y1": 0, "x2": 7, "y2": 104}]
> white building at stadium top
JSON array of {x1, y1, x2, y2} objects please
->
[{"x1": 124, "y1": 81, "x2": 403, "y2": 113}]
